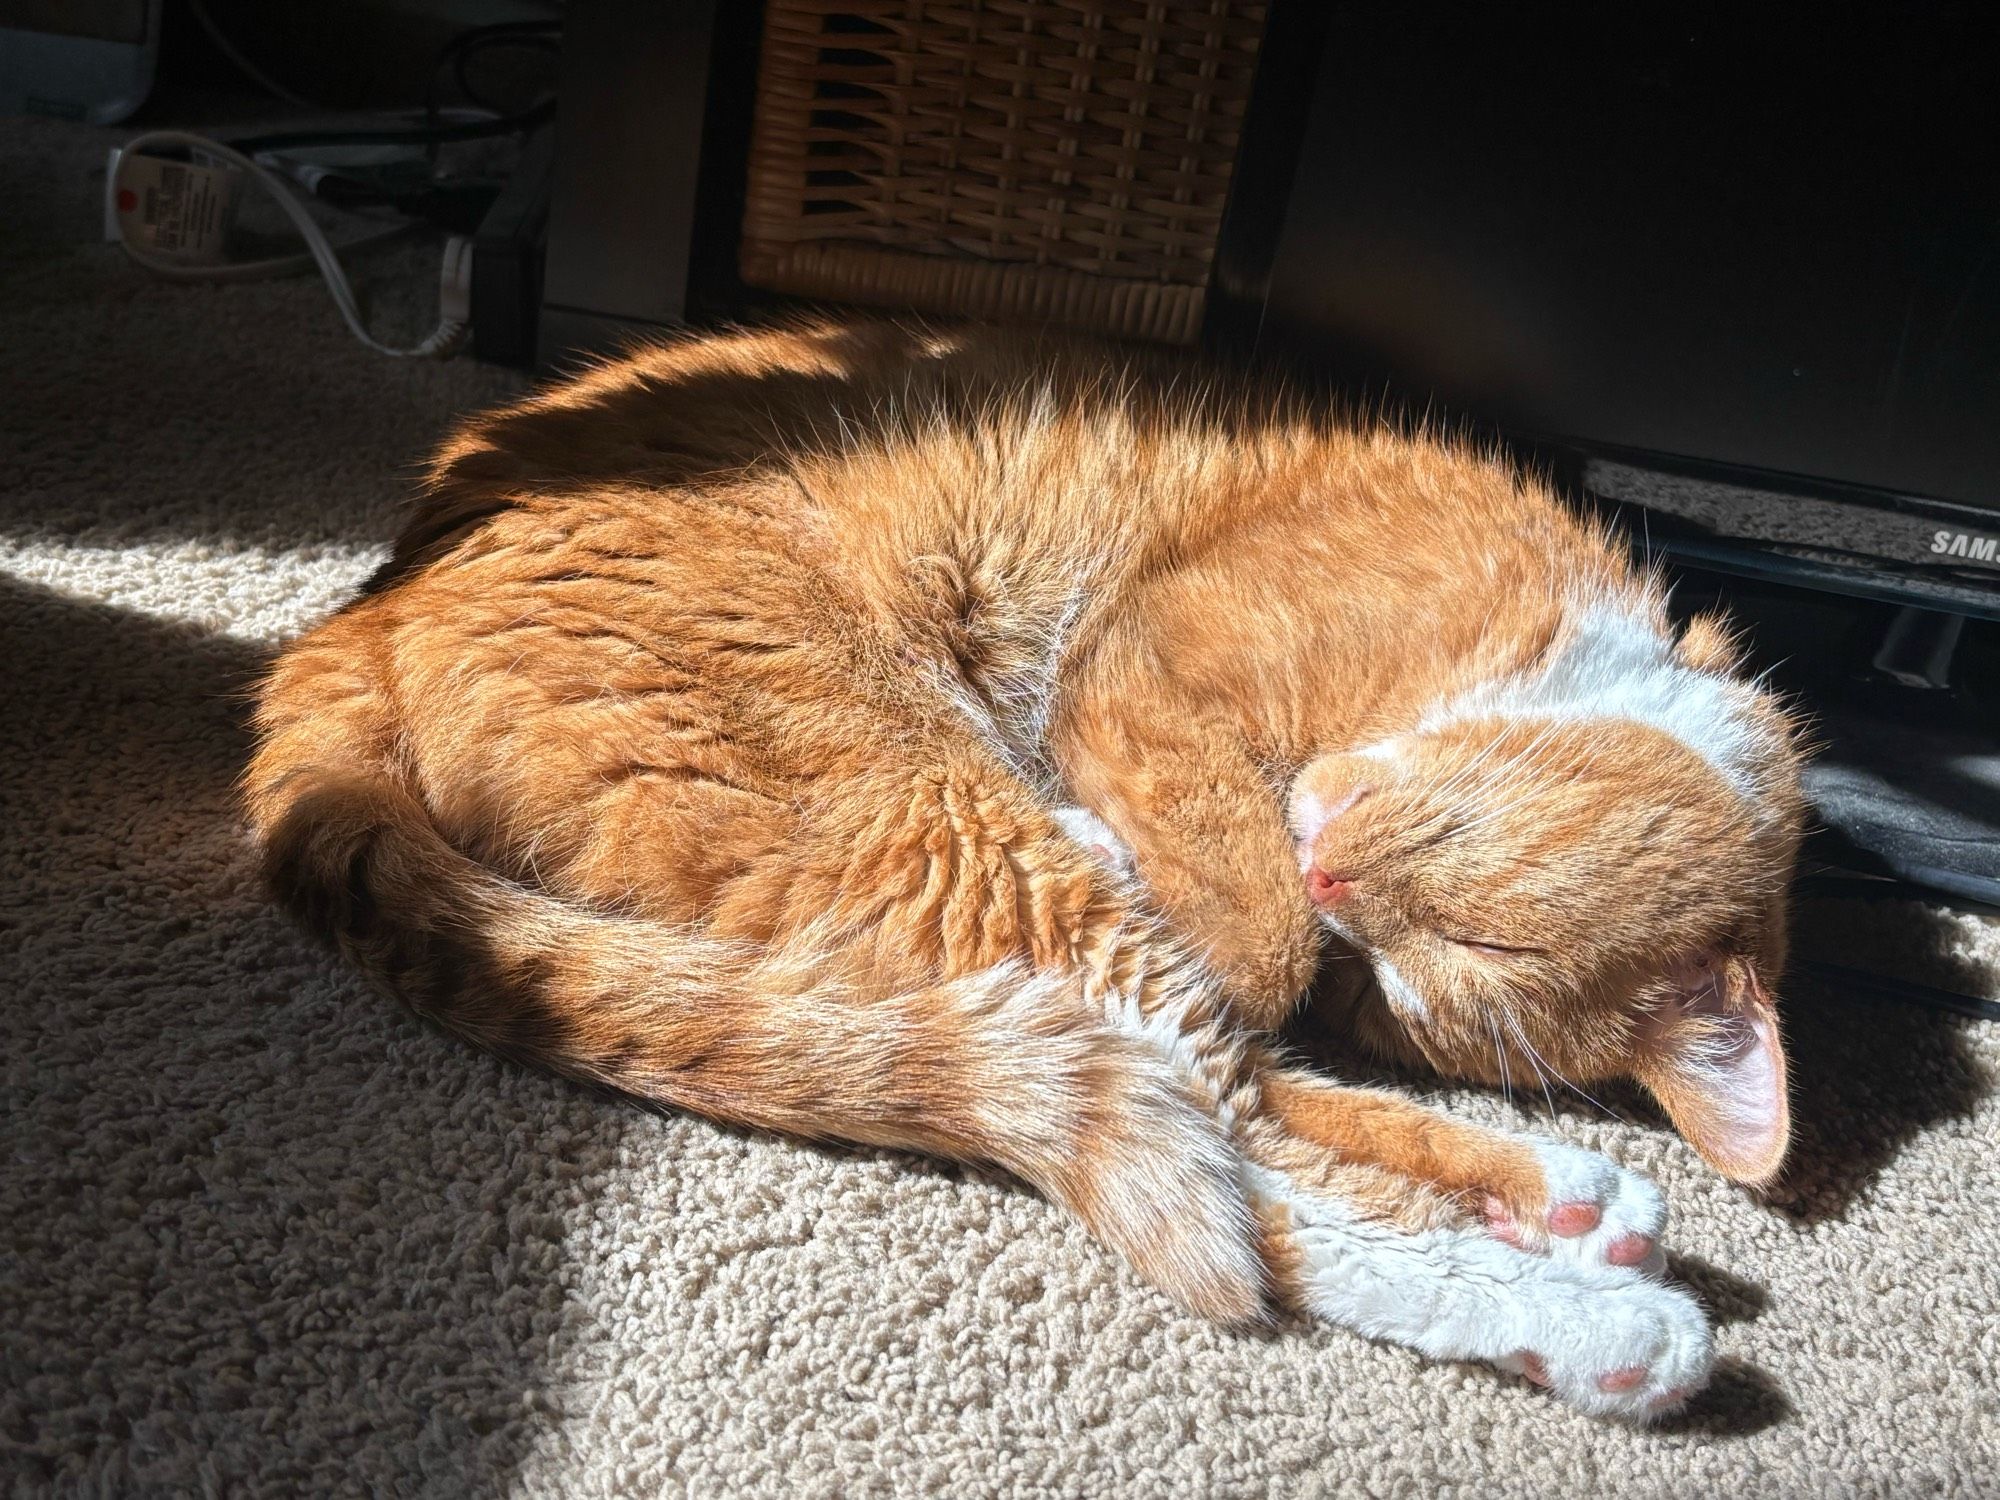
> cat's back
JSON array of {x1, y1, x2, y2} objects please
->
[
  {"x1": 387, "y1": 317, "x2": 1579, "y2": 591},
  {"x1": 349, "y1": 322, "x2": 1627, "y2": 760}
]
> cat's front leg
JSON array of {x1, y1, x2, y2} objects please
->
[
  {"x1": 1258, "y1": 1061, "x2": 1669, "y2": 1275},
  {"x1": 1248, "y1": 1154, "x2": 1712, "y2": 1421},
  {"x1": 1478, "y1": 1138, "x2": 1669, "y2": 1278},
  {"x1": 1051, "y1": 702, "x2": 1323, "y2": 1030}
]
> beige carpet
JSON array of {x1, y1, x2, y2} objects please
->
[{"x1": 5, "y1": 111, "x2": 1999, "y2": 1499}]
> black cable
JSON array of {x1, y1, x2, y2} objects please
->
[
  {"x1": 230, "y1": 101, "x2": 555, "y2": 156},
  {"x1": 1798, "y1": 960, "x2": 1999, "y2": 1022},
  {"x1": 453, "y1": 34, "x2": 561, "y2": 116},
  {"x1": 426, "y1": 20, "x2": 563, "y2": 123},
  {"x1": 185, "y1": 0, "x2": 327, "y2": 110},
  {"x1": 222, "y1": 19, "x2": 562, "y2": 156},
  {"x1": 1795, "y1": 871, "x2": 2000, "y2": 918},
  {"x1": 307, "y1": 173, "x2": 505, "y2": 235}
]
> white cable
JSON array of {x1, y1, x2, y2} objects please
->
[
  {"x1": 112, "y1": 130, "x2": 468, "y2": 359},
  {"x1": 114, "y1": 221, "x2": 413, "y2": 285}
]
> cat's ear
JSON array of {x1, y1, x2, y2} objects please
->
[
  {"x1": 1676, "y1": 611, "x2": 1746, "y2": 674},
  {"x1": 1634, "y1": 953, "x2": 1790, "y2": 1185}
]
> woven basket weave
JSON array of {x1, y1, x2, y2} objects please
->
[{"x1": 739, "y1": 0, "x2": 1268, "y2": 344}]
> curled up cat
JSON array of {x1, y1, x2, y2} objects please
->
[{"x1": 245, "y1": 320, "x2": 1806, "y2": 1421}]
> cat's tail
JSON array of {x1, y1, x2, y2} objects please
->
[{"x1": 245, "y1": 718, "x2": 1265, "y2": 1324}]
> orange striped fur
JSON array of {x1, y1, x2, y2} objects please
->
[{"x1": 245, "y1": 320, "x2": 1805, "y2": 1414}]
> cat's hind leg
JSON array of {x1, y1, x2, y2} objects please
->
[
  {"x1": 255, "y1": 614, "x2": 1271, "y2": 1325},
  {"x1": 530, "y1": 731, "x2": 1273, "y2": 1322}
]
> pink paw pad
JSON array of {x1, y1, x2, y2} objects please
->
[
  {"x1": 1479, "y1": 1196, "x2": 1525, "y2": 1247},
  {"x1": 1516, "y1": 1353, "x2": 1552, "y2": 1388},
  {"x1": 1607, "y1": 1232, "x2": 1656, "y2": 1267},
  {"x1": 1597, "y1": 1365, "x2": 1649, "y2": 1394},
  {"x1": 1548, "y1": 1201, "x2": 1602, "y2": 1238}
]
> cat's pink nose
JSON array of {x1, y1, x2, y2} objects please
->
[{"x1": 1307, "y1": 867, "x2": 1356, "y2": 906}]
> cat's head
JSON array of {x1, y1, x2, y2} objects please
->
[{"x1": 1287, "y1": 610, "x2": 1808, "y2": 1185}]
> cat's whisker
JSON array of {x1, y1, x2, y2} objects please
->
[
  {"x1": 1503, "y1": 1010, "x2": 1618, "y2": 1122},
  {"x1": 1452, "y1": 725, "x2": 1576, "y2": 830},
  {"x1": 1480, "y1": 717, "x2": 1565, "y2": 789},
  {"x1": 1423, "y1": 708, "x2": 1520, "y2": 804},
  {"x1": 1487, "y1": 1011, "x2": 1515, "y2": 1110},
  {"x1": 1534, "y1": 1049, "x2": 1621, "y2": 1121},
  {"x1": 1373, "y1": 716, "x2": 1571, "y2": 848},
  {"x1": 1500, "y1": 1010, "x2": 1558, "y2": 1123},
  {"x1": 1440, "y1": 779, "x2": 1547, "y2": 839},
  {"x1": 1403, "y1": 732, "x2": 1554, "y2": 842},
  {"x1": 1397, "y1": 742, "x2": 1538, "y2": 842}
]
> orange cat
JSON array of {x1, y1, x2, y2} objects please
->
[{"x1": 246, "y1": 320, "x2": 1806, "y2": 1420}]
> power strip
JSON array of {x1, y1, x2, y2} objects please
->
[{"x1": 103, "y1": 145, "x2": 239, "y2": 262}]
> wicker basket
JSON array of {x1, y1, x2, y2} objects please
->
[{"x1": 739, "y1": 0, "x2": 1269, "y2": 344}]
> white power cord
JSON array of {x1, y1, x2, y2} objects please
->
[{"x1": 111, "y1": 129, "x2": 469, "y2": 359}]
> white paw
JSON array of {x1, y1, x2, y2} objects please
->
[
  {"x1": 1495, "y1": 1269, "x2": 1712, "y2": 1422},
  {"x1": 1484, "y1": 1139, "x2": 1668, "y2": 1277},
  {"x1": 1262, "y1": 1166, "x2": 1713, "y2": 1425},
  {"x1": 1052, "y1": 805, "x2": 1136, "y2": 878}
]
